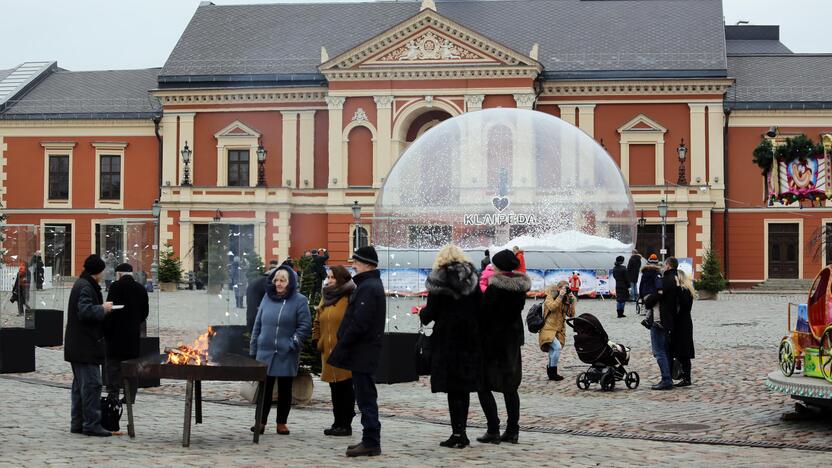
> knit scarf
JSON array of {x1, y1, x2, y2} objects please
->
[{"x1": 321, "y1": 280, "x2": 356, "y2": 307}]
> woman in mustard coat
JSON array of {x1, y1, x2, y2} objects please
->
[
  {"x1": 539, "y1": 280, "x2": 576, "y2": 381},
  {"x1": 312, "y1": 265, "x2": 356, "y2": 436}
]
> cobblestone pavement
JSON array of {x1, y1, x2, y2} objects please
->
[{"x1": 2, "y1": 293, "x2": 831, "y2": 465}]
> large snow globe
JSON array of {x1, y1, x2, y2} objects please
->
[{"x1": 373, "y1": 108, "x2": 635, "y2": 333}]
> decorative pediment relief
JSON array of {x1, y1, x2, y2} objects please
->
[
  {"x1": 213, "y1": 120, "x2": 262, "y2": 139},
  {"x1": 321, "y1": 9, "x2": 539, "y2": 73},
  {"x1": 617, "y1": 114, "x2": 667, "y2": 134}
]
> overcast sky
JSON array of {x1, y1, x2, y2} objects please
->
[{"x1": 1, "y1": 0, "x2": 829, "y2": 71}]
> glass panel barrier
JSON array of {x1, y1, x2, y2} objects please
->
[{"x1": 0, "y1": 225, "x2": 38, "y2": 329}]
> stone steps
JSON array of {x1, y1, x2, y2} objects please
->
[{"x1": 747, "y1": 278, "x2": 813, "y2": 294}]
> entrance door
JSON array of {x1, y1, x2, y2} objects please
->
[
  {"x1": 768, "y1": 223, "x2": 799, "y2": 278},
  {"x1": 636, "y1": 224, "x2": 675, "y2": 259}
]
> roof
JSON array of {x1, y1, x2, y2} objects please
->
[
  {"x1": 727, "y1": 54, "x2": 832, "y2": 109},
  {"x1": 160, "y1": 0, "x2": 728, "y2": 86},
  {"x1": 0, "y1": 61, "x2": 56, "y2": 110},
  {"x1": 726, "y1": 40, "x2": 792, "y2": 55},
  {"x1": 0, "y1": 68, "x2": 162, "y2": 120}
]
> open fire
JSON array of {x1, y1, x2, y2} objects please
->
[{"x1": 165, "y1": 327, "x2": 216, "y2": 365}]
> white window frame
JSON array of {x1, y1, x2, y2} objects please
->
[
  {"x1": 41, "y1": 142, "x2": 75, "y2": 208},
  {"x1": 214, "y1": 121, "x2": 261, "y2": 187},
  {"x1": 93, "y1": 142, "x2": 127, "y2": 209},
  {"x1": 349, "y1": 225, "x2": 371, "y2": 256}
]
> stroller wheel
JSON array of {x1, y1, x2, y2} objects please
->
[
  {"x1": 625, "y1": 371, "x2": 640, "y2": 389},
  {"x1": 576, "y1": 372, "x2": 590, "y2": 390},
  {"x1": 600, "y1": 372, "x2": 615, "y2": 391}
]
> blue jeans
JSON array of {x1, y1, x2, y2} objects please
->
[
  {"x1": 548, "y1": 340, "x2": 562, "y2": 367},
  {"x1": 616, "y1": 298, "x2": 627, "y2": 314},
  {"x1": 70, "y1": 362, "x2": 105, "y2": 432},
  {"x1": 650, "y1": 326, "x2": 672, "y2": 384},
  {"x1": 352, "y1": 372, "x2": 380, "y2": 447},
  {"x1": 630, "y1": 283, "x2": 638, "y2": 301}
]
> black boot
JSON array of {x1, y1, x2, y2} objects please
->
[
  {"x1": 439, "y1": 433, "x2": 470, "y2": 448},
  {"x1": 500, "y1": 430, "x2": 519, "y2": 444},
  {"x1": 547, "y1": 366, "x2": 564, "y2": 381},
  {"x1": 476, "y1": 431, "x2": 501, "y2": 444}
]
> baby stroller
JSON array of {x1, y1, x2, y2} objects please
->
[{"x1": 566, "y1": 313, "x2": 640, "y2": 391}]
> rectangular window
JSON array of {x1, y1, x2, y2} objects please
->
[
  {"x1": 99, "y1": 155, "x2": 121, "y2": 200},
  {"x1": 227, "y1": 150, "x2": 250, "y2": 187},
  {"x1": 48, "y1": 155, "x2": 69, "y2": 200}
]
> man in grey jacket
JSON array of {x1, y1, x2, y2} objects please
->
[{"x1": 64, "y1": 255, "x2": 114, "y2": 436}]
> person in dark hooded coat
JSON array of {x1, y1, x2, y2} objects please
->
[
  {"x1": 420, "y1": 245, "x2": 483, "y2": 449},
  {"x1": 476, "y1": 249, "x2": 531, "y2": 445},
  {"x1": 612, "y1": 255, "x2": 630, "y2": 318}
]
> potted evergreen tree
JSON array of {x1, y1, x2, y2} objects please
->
[
  {"x1": 157, "y1": 244, "x2": 182, "y2": 292},
  {"x1": 694, "y1": 248, "x2": 727, "y2": 300}
]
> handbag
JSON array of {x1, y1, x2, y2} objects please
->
[
  {"x1": 414, "y1": 325, "x2": 432, "y2": 376},
  {"x1": 100, "y1": 395, "x2": 123, "y2": 432}
]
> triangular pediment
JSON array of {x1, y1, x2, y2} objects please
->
[
  {"x1": 214, "y1": 121, "x2": 261, "y2": 139},
  {"x1": 617, "y1": 114, "x2": 667, "y2": 134},
  {"x1": 321, "y1": 9, "x2": 540, "y2": 71}
]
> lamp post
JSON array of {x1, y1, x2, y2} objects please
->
[
  {"x1": 637, "y1": 209, "x2": 647, "y2": 229},
  {"x1": 351, "y1": 201, "x2": 362, "y2": 251},
  {"x1": 256, "y1": 144, "x2": 267, "y2": 187},
  {"x1": 213, "y1": 209, "x2": 222, "y2": 223},
  {"x1": 181, "y1": 141, "x2": 192, "y2": 186},
  {"x1": 677, "y1": 139, "x2": 687, "y2": 185},
  {"x1": 657, "y1": 200, "x2": 669, "y2": 262},
  {"x1": 151, "y1": 199, "x2": 161, "y2": 286}
]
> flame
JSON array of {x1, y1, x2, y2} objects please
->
[{"x1": 165, "y1": 327, "x2": 216, "y2": 365}]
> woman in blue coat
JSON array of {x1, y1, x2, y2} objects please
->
[{"x1": 250, "y1": 265, "x2": 311, "y2": 435}]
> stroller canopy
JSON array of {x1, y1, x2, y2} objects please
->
[{"x1": 567, "y1": 313, "x2": 609, "y2": 343}]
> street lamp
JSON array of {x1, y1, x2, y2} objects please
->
[
  {"x1": 213, "y1": 209, "x2": 223, "y2": 223},
  {"x1": 351, "y1": 201, "x2": 363, "y2": 251},
  {"x1": 151, "y1": 199, "x2": 161, "y2": 286},
  {"x1": 677, "y1": 139, "x2": 688, "y2": 185},
  {"x1": 256, "y1": 144, "x2": 267, "y2": 187},
  {"x1": 637, "y1": 209, "x2": 647, "y2": 229},
  {"x1": 657, "y1": 199, "x2": 669, "y2": 262},
  {"x1": 181, "y1": 141, "x2": 192, "y2": 186}
]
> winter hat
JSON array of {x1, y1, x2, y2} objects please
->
[
  {"x1": 491, "y1": 249, "x2": 520, "y2": 272},
  {"x1": 83, "y1": 254, "x2": 106, "y2": 275},
  {"x1": 115, "y1": 263, "x2": 133, "y2": 273},
  {"x1": 352, "y1": 245, "x2": 379, "y2": 266},
  {"x1": 616, "y1": 255, "x2": 625, "y2": 264},
  {"x1": 648, "y1": 254, "x2": 659, "y2": 264}
]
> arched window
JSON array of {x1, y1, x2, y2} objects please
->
[
  {"x1": 352, "y1": 226, "x2": 369, "y2": 252},
  {"x1": 347, "y1": 126, "x2": 373, "y2": 187}
]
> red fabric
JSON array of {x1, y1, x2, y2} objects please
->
[
  {"x1": 569, "y1": 274, "x2": 581, "y2": 292},
  {"x1": 515, "y1": 251, "x2": 526, "y2": 273}
]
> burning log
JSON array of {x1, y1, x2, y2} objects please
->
[{"x1": 165, "y1": 327, "x2": 216, "y2": 365}]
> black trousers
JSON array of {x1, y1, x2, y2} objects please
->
[
  {"x1": 477, "y1": 390, "x2": 520, "y2": 434},
  {"x1": 677, "y1": 357, "x2": 692, "y2": 380},
  {"x1": 447, "y1": 392, "x2": 470, "y2": 435},
  {"x1": 352, "y1": 372, "x2": 381, "y2": 447},
  {"x1": 260, "y1": 376, "x2": 293, "y2": 424},
  {"x1": 329, "y1": 379, "x2": 355, "y2": 428},
  {"x1": 103, "y1": 357, "x2": 137, "y2": 404}
]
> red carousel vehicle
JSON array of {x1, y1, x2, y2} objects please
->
[{"x1": 778, "y1": 266, "x2": 832, "y2": 382}]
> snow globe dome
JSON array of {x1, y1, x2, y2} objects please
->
[{"x1": 374, "y1": 108, "x2": 636, "y2": 269}]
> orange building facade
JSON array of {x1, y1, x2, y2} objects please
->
[{"x1": 1, "y1": 1, "x2": 830, "y2": 286}]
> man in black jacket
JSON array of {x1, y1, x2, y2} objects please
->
[
  {"x1": 245, "y1": 259, "x2": 279, "y2": 334},
  {"x1": 612, "y1": 256, "x2": 630, "y2": 318},
  {"x1": 103, "y1": 263, "x2": 149, "y2": 404},
  {"x1": 64, "y1": 254, "x2": 114, "y2": 437},
  {"x1": 328, "y1": 246, "x2": 385, "y2": 457},
  {"x1": 651, "y1": 257, "x2": 679, "y2": 390},
  {"x1": 312, "y1": 248, "x2": 329, "y2": 304},
  {"x1": 626, "y1": 250, "x2": 642, "y2": 302}
]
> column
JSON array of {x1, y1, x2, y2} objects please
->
[
  {"x1": 281, "y1": 111, "x2": 299, "y2": 188},
  {"x1": 619, "y1": 141, "x2": 630, "y2": 183},
  {"x1": 674, "y1": 209, "x2": 688, "y2": 258},
  {"x1": 373, "y1": 96, "x2": 393, "y2": 187},
  {"x1": 513, "y1": 93, "x2": 535, "y2": 110},
  {"x1": 161, "y1": 114, "x2": 178, "y2": 186},
  {"x1": 575, "y1": 104, "x2": 595, "y2": 137},
  {"x1": 655, "y1": 139, "x2": 666, "y2": 185},
  {"x1": 689, "y1": 103, "x2": 707, "y2": 185},
  {"x1": 558, "y1": 105, "x2": 577, "y2": 185},
  {"x1": 558, "y1": 105, "x2": 576, "y2": 125},
  {"x1": 326, "y1": 96, "x2": 345, "y2": 188},
  {"x1": 298, "y1": 110, "x2": 316, "y2": 188},
  {"x1": 255, "y1": 209, "x2": 266, "y2": 259},
  {"x1": 179, "y1": 216, "x2": 193, "y2": 272},
  {"x1": 464, "y1": 94, "x2": 484, "y2": 112},
  {"x1": 178, "y1": 113, "x2": 195, "y2": 185},
  {"x1": 707, "y1": 104, "x2": 725, "y2": 189}
]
